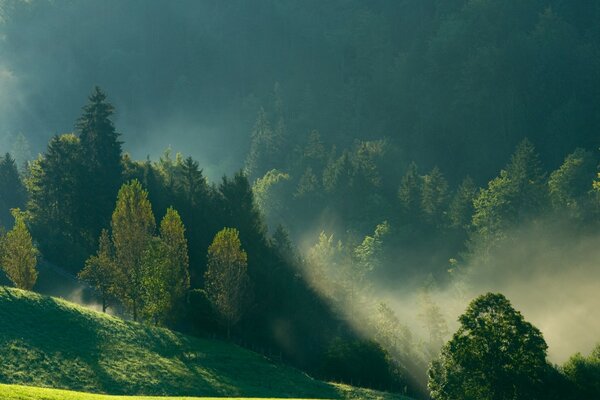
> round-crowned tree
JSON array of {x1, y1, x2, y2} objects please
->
[{"x1": 428, "y1": 293, "x2": 549, "y2": 400}]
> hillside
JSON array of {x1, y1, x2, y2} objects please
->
[{"x1": 0, "y1": 287, "x2": 411, "y2": 400}]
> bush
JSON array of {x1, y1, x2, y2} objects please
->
[{"x1": 320, "y1": 337, "x2": 401, "y2": 391}]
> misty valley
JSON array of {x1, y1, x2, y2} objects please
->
[{"x1": 0, "y1": 1, "x2": 599, "y2": 400}]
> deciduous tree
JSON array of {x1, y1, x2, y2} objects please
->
[
  {"x1": 204, "y1": 227, "x2": 252, "y2": 338},
  {"x1": 0, "y1": 209, "x2": 38, "y2": 290}
]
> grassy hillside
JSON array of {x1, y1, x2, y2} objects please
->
[
  {"x1": 0, "y1": 287, "x2": 410, "y2": 400},
  {"x1": 0, "y1": 383, "x2": 397, "y2": 400}
]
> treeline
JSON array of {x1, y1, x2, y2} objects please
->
[{"x1": 0, "y1": 89, "x2": 410, "y2": 394}]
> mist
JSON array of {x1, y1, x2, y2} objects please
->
[{"x1": 356, "y1": 216, "x2": 600, "y2": 365}]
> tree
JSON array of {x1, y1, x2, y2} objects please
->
[
  {"x1": 77, "y1": 87, "x2": 124, "y2": 242},
  {"x1": 398, "y1": 162, "x2": 421, "y2": 219},
  {"x1": 204, "y1": 227, "x2": 252, "y2": 338},
  {"x1": 252, "y1": 169, "x2": 290, "y2": 227},
  {"x1": 111, "y1": 180, "x2": 156, "y2": 321},
  {"x1": 0, "y1": 153, "x2": 26, "y2": 228},
  {"x1": 420, "y1": 167, "x2": 449, "y2": 225},
  {"x1": 0, "y1": 209, "x2": 38, "y2": 290},
  {"x1": 563, "y1": 344, "x2": 600, "y2": 399},
  {"x1": 157, "y1": 207, "x2": 190, "y2": 321},
  {"x1": 428, "y1": 293, "x2": 549, "y2": 400},
  {"x1": 472, "y1": 139, "x2": 546, "y2": 246},
  {"x1": 548, "y1": 148, "x2": 596, "y2": 218},
  {"x1": 140, "y1": 237, "x2": 171, "y2": 324},
  {"x1": 25, "y1": 134, "x2": 87, "y2": 270},
  {"x1": 448, "y1": 176, "x2": 477, "y2": 229},
  {"x1": 78, "y1": 229, "x2": 116, "y2": 312}
]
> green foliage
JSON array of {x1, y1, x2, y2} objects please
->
[
  {"x1": 25, "y1": 134, "x2": 87, "y2": 270},
  {"x1": 111, "y1": 180, "x2": 156, "y2": 321},
  {"x1": 420, "y1": 167, "x2": 448, "y2": 226},
  {"x1": 77, "y1": 87, "x2": 124, "y2": 244},
  {"x1": 0, "y1": 209, "x2": 38, "y2": 290},
  {"x1": 139, "y1": 237, "x2": 172, "y2": 324},
  {"x1": 428, "y1": 293, "x2": 549, "y2": 400},
  {"x1": 448, "y1": 176, "x2": 477, "y2": 229},
  {"x1": 245, "y1": 107, "x2": 287, "y2": 181},
  {"x1": 78, "y1": 229, "x2": 116, "y2": 312},
  {"x1": 204, "y1": 227, "x2": 252, "y2": 337},
  {"x1": 548, "y1": 148, "x2": 596, "y2": 218},
  {"x1": 321, "y1": 338, "x2": 400, "y2": 391},
  {"x1": 0, "y1": 153, "x2": 26, "y2": 229},
  {"x1": 353, "y1": 221, "x2": 390, "y2": 277},
  {"x1": 156, "y1": 207, "x2": 190, "y2": 322},
  {"x1": 398, "y1": 162, "x2": 421, "y2": 219},
  {"x1": 252, "y1": 169, "x2": 290, "y2": 227},
  {"x1": 563, "y1": 344, "x2": 600, "y2": 399},
  {"x1": 472, "y1": 139, "x2": 546, "y2": 246}
]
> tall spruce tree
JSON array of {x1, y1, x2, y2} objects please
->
[{"x1": 77, "y1": 87, "x2": 123, "y2": 244}]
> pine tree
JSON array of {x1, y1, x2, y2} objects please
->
[
  {"x1": 77, "y1": 87, "x2": 124, "y2": 243},
  {"x1": 0, "y1": 209, "x2": 38, "y2": 290},
  {"x1": 111, "y1": 180, "x2": 156, "y2": 321}
]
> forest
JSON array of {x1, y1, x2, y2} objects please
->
[{"x1": 0, "y1": 1, "x2": 599, "y2": 399}]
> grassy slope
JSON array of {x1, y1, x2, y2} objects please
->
[
  {"x1": 0, "y1": 287, "x2": 410, "y2": 400},
  {"x1": 0, "y1": 383, "x2": 384, "y2": 400}
]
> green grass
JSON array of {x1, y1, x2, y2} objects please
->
[{"x1": 0, "y1": 287, "x2": 411, "y2": 400}]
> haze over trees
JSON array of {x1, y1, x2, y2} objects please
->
[{"x1": 0, "y1": 1, "x2": 599, "y2": 399}]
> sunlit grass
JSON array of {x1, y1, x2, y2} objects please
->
[{"x1": 0, "y1": 287, "x2": 411, "y2": 400}]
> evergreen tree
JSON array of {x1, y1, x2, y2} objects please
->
[
  {"x1": 77, "y1": 87, "x2": 124, "y2": 243},
  {"x1": 398, "y1": 162, "x2": 422, "y2": 220},
  {"x1": 420, "y1": 167, "x2": 449, "y2": 225},
  {"x1": 111, "y1": 180, "x2": 156, "y2": 321},
  {"x1": 0, "y1": 153, "x2": 26, "y2": 228},
  {"x1": 0, "y1": 209, "x2": 38, "y2": 290},
  {"x1": 25, "y1": 134, "x2": 87, "y2": 270},
  {"x1": 548, "y1": 148, "x2": 596, "y2": 218},
  {"x1": 472, "y1": 139, "x2": 546, "y2": 245},
  {"x1": 448, "y1": 176, "x2": 477, "y2": 229}
]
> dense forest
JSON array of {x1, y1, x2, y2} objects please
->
[{"x1": 1, "y1": 1, "x2": 600, "y2": 399}]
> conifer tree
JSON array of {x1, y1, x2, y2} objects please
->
[
  {"x1": 77, "y1": 87, "x2": 124, "y2": 242},
  {"x1": 0, "y1": 153, "x2": 26, "y2": 228}
]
